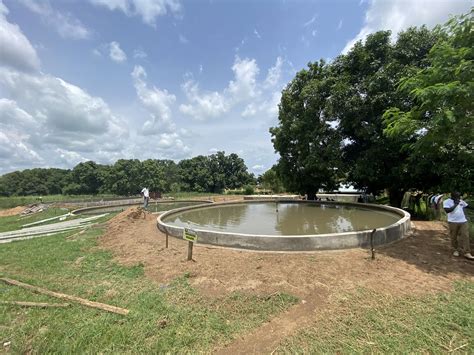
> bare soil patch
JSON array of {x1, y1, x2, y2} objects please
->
[
  {"x1": 99, "y1": 208, "x2": 474, "y2": 353},
  {"x1": 0, "y1": 206, "x2": 25, "y2": 217}
]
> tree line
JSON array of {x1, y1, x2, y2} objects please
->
[
  {"x1": 271, "y1": 11, "x2": 473, "y2": 206},
  {"x1": 0, "y1": 152, "x2": 255, "y2": 197}
]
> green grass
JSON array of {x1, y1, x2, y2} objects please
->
[
  {"x1": 0, "y1": 194, "x2": 124, "y2": 210},
  {"x1": 278, "y1": 283, "x2": 474, "y2": 354},
  {"x1": 0, "y1": 223, "x2": 298, "y2": 353},
  {"x1": 0, "y1": 208, "x2": 77, "y2": 233}
]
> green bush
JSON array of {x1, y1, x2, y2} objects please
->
[{"x1": 244, "y1": 185, "x2": 255, "y2": 195}]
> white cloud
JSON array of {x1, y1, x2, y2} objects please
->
[
  {"x1": 337, "y1": 19, "x2": 343, "y2": 30},
  {"x1": 89, "y1": 0, "x2": 182, "y2": 26},
  {"x1": 254, "y1": 29, "x2": 261, "y2": 39},
  {"x1": 342, "y1": 0, "x2": 472, "y2": 53},
  {"x1": 264, "y1": 56, "x2": 283, "y2": 89},
  {"x1": 132, "y1": 65, "x2": 176, "y2": 134},
  {"x1": 0, "y1": 98, "x2": 37, "y2": 127},
  {"x1": 0, "y1": 65, "x2": 129, "y2": 174},
  {"x1": 0, "y1": 67, "x2": 128, "y2": 153},
  {"x1": 252, "y1": 164, "x2": 264, "y2": 172},
  {"x1": 0, "y1": 2, "x2": 40, "y2": 72},
  {"x1": 228, "y1": 56, "x2": 260, "y2": 102},
  {"x1": 179, "y1": 79, "x2": 229, "y2": 120},
  {"x1": 133, "y1": 48, "x2": 147, "y2": 59},
  {"x1": 109, "y1": 41, "x2": 127, "y2": 62},
  {"x1": 180, "y1": 56, "x2": 284, "y2": 121},
  {"x1": 18, "y1": 0, "x2": 91, "y2": 40}
]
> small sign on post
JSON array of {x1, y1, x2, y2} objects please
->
[{"x1": 183, "y1": 228, "x2": 198, "y2": 261}]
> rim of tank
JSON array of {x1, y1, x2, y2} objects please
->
[
  {"x1": 72, "y1": 199, "x2": 212, "y2": 215},
  {"x1": 156, "y1": 199, "x2": 411, "y2": 251}
]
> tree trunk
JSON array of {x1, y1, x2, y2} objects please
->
[
  {"x1": 306, "y1": 191, "x2": 317, "y2": 200},
  {"x1": 388, "y1": 188, "x2": 404, "y2": 207}
]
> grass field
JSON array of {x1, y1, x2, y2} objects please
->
[
  {"x1": 0, "y1": 216, "x2": 297, "y2": 353},
  {"x1": 278, "y1": 283, "x2": 473, "y2": 353}
]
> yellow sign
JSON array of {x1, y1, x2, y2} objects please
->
[{"x1": 183, "y1": 228, "x2": 198, "y2": 242}]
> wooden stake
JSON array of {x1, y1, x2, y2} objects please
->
[
  {"x1": 0, "y1": 301, "x2": 70, "y2": 308},
  {"x1": 165, "y1": 231, "x2": 169, "y2": 248},
  {"x1": 0, "y1": 278, "x2": 129, "y2": 315},
  {"x1": 370, "y1": 228, "x2": 376, "y2": 260},
  {"x1": 187, "y1": 241, "x2": 193, "y2": 261}
]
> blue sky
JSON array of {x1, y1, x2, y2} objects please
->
[{"x1": 0, "y1": 0, "x2": 471, "y2": 176}]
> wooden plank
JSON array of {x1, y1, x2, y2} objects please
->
[
  {"x1": 0, "y1": 301, "x2": 70, "y2": 308},
  {"x1": 0, "y1": 278, "x2": 129, "y2": 315}
]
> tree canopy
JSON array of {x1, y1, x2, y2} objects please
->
[
  {"x1": 271, "y1": 10, "x2": 473, "y2": 204},
  {"x1": 384, "y1": 10, "x2": 473, "y2": 193},
  {"x1": 0, "y1": 152, "x2": 255, "y2": 196}
]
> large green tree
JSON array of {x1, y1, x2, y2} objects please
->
[
  {"x1": 384, "y1": 11, "x2": 473, "y2": 193},
  {"x1": 270, "y1": 60, "x2": 343, "y2": 199},
  {"x1": 326, "y1": 27, "x2": 438, "y2": 206}
]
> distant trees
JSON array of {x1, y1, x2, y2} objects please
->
[
  {"x1": 0, "y1": 152, "x2": 255, "y2": 197},
  {"x1": 178, "y1": 152, "x2": 255, "y2": 193},
  {"x1": 258, "y1": 167, "x2": 283, "y2": 193}
]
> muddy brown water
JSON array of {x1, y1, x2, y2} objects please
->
[{"x1": 162, "y1": 202, "x2": 400, "y2": 235}]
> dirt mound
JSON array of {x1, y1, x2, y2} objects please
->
[{"x1": 0, "y1": 206, "x2": 25, "y2": 217}]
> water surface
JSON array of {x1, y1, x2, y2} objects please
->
[{"x1": 163, "y1": 202, "x2": 400, "y2": 235}]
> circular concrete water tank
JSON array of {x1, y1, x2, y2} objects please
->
[{"x1": 157, "y1": 200, "x2": 411, "y2": 251}]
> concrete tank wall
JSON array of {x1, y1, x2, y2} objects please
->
[{"x1": 157, "y1": 200, "x2": 411, "y2": 251}]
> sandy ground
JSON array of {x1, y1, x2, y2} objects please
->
[
  {"x1": 0, "y1": 206, "x2": 25, "y2": 217},
  {"x1": 98, "y1": 206, "x2": 474, "y2": 353}
]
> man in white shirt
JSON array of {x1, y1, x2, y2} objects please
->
[
  {"x1": 141, "y1": 187, "x2": 149, "y2": 209},
  {"x1": 443, "y1": 192, "x2": 473, "y2": 260}
]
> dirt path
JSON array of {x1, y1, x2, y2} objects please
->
[{"x1": 98, "y1": 209, "x2": 474, "y2": 353}]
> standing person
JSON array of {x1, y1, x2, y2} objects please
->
[
  {"x1": 443, "y1": 192, "x2": 473, "y2": 260},
  {"x1": 141, "y1": 187, "x2": 149, "y2": 209}
]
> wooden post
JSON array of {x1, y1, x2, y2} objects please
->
[
  {"x1": 187, "y1": 241, "x2": 193, "y2": 261},
  {"x1": 165, "y1": 231, "x2": 169, "y2": 248},
  {"x1": 370, "y1": 228, "x2": 376, "y2": 260},
  {"x1": 0, "y1": 278, "x2": 129, "y2": 315}
]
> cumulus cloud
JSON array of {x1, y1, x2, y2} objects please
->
[
  {"x1": 0, "y1": 98, "x2": 42, "y2": 168},
  {"x1": 109, "y1": 41, "x2": 127, "y2": 62},
  {"x1": 0, "y1": 66, "x2": 128, "y2": 170},
  {"x1": 132, "y1": 65, "x2": 191, "y2": 159},
  {"x1": 0, "y1": 98, "x2": 37, "y2": 127},
  {"x1": 180, "y1": 56, "x2": 285, "y2": 121},
  {"x1": 132, "y1": 65, "x2": 177, "y2": 134},
  {"x1": 0, "y1": 2, "x2": 40, "y2": 72},
  {"x1": 228, "y1": 57, "x2": 260, "y2": 102},
  {"x1": 18, "y1": 0, "x2": 91, "y2": 40},
  {"x1": 179, "y1": 80, "x2": 229, "y2": 120},
  {"x1": 263, "y1": 56, "x2": 283, "y2": 89},
  {"x1": 89, "y1": 0, "x2": 181, "y2": 26},
  {"x1": 342, "y1": 0, "x2": 472, "y2": 53}
]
